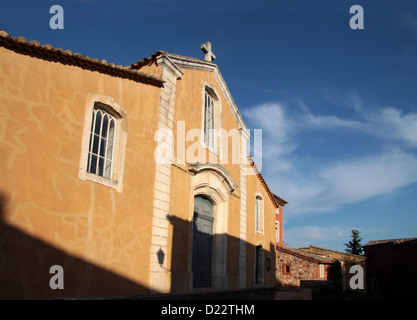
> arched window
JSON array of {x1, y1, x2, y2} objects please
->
[
  {"x1": 204, "y1": 90, "x2": 215, "y2": 149},
  {"x1": 79, "y1": 95, "x2": 127, "y2": 193},
  {"x1": 255, "y1": 195, "x2": 263, "y2": 233},
  {"x1": 87, "y1": 106, "x2": 116, "y2": 179}
]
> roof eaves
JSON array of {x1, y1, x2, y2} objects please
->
[
  {"x1": 273, "y1": 193, "x2": 288, "y2": 207},
  {"x1": 248, "y1": 155, "x2": 284, "y2": 208},
  {"x1": 305, "y1": 245, "x2": 365, "y2": 259},
  {"x1": 277, "y1": 246, "x2": 334, "y2": 264},
  {"x1": 0, "y1": 30, "x2": 164, "y2": 87},
  {"x1": 130, "y1": 50, "x2": 166, "y2": 69},
  {"x1": 364, "y1": 237, "x2": 417, "y2": 247}
]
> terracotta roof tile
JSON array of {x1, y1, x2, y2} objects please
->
[
  {"x1": 130, "y1": 50, "x2": 215, "y2": 70},
  {"x1": 0, "y1": 30, "x2": 164, "y2": 87},
  {"x1": 277, "y1": 246, "x2": 334, "y2": 264},
  {"x1": 247, "y1": 155, "x2": 287, "y2": 208}
]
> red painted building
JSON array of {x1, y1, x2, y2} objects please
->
[
  {"x1": 273, "y1": 194, "x2": 287, "y2": 247},
  {"x1": 363, "y1": 238, "x2": 417, "y2": 299}
]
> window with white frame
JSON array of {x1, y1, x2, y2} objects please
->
[
  {"x1": 87, "y1": 106, "x2": 116, "y2": 179},
  {"x1": 79, "y1": 95, "x2": 127, "y2": 193},
  {"x1": 204, "y1": 90, "x2": 215, "y2": 149},
  {"x1": 255, "y1": 195, "x2": 263, "y2": 233},
  {"x1": 319, "y1": 264, "x2": 325, "y2": 278}
]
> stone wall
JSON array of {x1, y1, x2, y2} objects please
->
[{"x1": 276, "y1": 250, "x2": 318, "y2": 287}]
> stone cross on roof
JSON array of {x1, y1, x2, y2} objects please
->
[{"x1": 201, "y1": 41, "x2": 216, "y2": 62}]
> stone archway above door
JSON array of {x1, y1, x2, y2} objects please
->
[
  {"x1": 187, "y1": 162, "x2": 238, "y2": 291},
  {"x1": 187, "y1": 162, "x2": 238, "y2": 197}
]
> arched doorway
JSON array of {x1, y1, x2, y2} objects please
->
[
  {"x1": 192, "y1": 195, "x2": 214, "y2": 288},
  {"x1": 188, "y1": 162, "x2": 238, "y2": 291}
]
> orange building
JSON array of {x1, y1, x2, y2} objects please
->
[{"x1": 0, "y1": 31, "x2": 286, "y2": 299}]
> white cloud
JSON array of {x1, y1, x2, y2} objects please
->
[
  {"x1": 297, "y1": 100, "x2": 364, "y2": 130},
  {"x1": 372, "y1": 107, "x2": 417, "y2": 147},
  {"x1": 244, "y1": 97, "x2": 417, "y2": 218},
  {"x1": 243, "y1": 102, "x2": 290, "y2": 141},
  {"x1": 319, "y1": 150, "x2": 417, "y2": 205},
  {"x1": 294, "y1": 98, "x2": 417, "y2": 149},
  {"x1": 273, "y1": 150, "x2": 417, "y2": 216},
  {"x1": 242, "y1": 102, "x2": 297, "y2": 172}
]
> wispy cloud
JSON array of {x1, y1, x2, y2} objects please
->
[
  {"x1": 297, "y1": 100, "x2": 364, "y2": 130},
  {"x1": 370, "y1": 107, "x2": 417, "y2": 148},
  {"x1": 244, "y1": 95, "x2": 417, "y2": 218},
  {"x1": 273, "y1": 149, "x2": 417, "y2": 216},
  {"x1": 243, "y1": 102, "x2": 297, "y2": 172},
  {"x1": 319, "y1": 150, "x2": 417, "y2": 207}
]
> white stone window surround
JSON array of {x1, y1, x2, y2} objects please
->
[
  {"x1": 79, "y1": 94, "x2": 127, "y2": 193},
  {"x1": 319, "y1": 264, "x2": 325, "y2": 278},
  {"x1": 255, "y1": 193, "x2": 264, "y2": 234},
  {"x1": 200, "y1": 81, "x2": 222, "y2": 157},
  {"x1": 204, "y1": 91, "x2": 215, "y2": 148},
  {"x1": 87, "y1": 107, "x2": 116, "y2": 179}
]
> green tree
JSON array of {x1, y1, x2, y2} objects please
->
[{"x1": 345, "y1": 229, "x2": 363, "y2": 255}]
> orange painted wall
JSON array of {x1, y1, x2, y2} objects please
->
[
  {"x1": 0, "y1": 46, "x2": 161, "y2": 298},
  {"x1": 246, "y1": 172, "x2": 278, "y2": 288},
  {"x1": 173, "y1": 68, "x2": 241, "y2": 185}
]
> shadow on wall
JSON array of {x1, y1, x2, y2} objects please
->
[
  {"x1": 0, "y1": 191, "x2": 150, "y2": 300},
  {"x1": 0, "y1": 191, "x2": 276, "y2": 299},
  {"x1": 168, "y1": 215, "x2": 276, "y2": 294}
]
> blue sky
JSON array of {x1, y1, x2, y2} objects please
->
[{"x1": 1, "y1": 0, "x2": 416, "y2": 251}]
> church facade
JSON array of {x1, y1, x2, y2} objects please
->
[{"x1": 0, "y1": 31, "x2": 286, "y2": 299}]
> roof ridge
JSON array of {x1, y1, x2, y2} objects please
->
[
  {"x1": 277, "y1": 245, "x2": 334, "y2": 263},
  {"x1": 130, "y1": 50, "x2": 213, "y2": 70},
  {"x1": 305, "y1": 245, "x2": 360, "y2": 256}
]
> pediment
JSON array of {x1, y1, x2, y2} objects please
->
[
  {"x1": 160, "y1": 52, "x2": 248, "y2": 133},
  {"x1": 187, "y1": 162, "x2": 238, "y2": 193}
]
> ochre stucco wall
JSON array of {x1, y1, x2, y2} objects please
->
[
  {"x1": 173, "y1": 68, "x2": 241, "y2": 186},
  {"x1": 276, "y1": 205, "x2": 284, "y2": 247},
  {"x1": 246, "y1": 172, "x2": 277, "y2": 288},
  {"x1": 0, "y1": 46, "x2": 161, "y2": 298}
]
